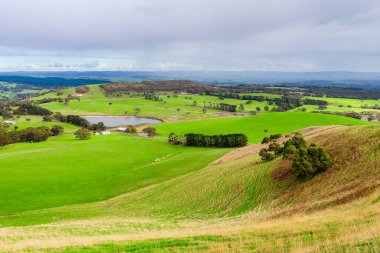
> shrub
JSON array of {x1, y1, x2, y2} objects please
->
[
  {"x1": 51, "y1": 125, "x2": 64, "y2": 136},
  {"x1": 42, "y1": 115, "x2": 53, "y2": 122},
  {"x1": 142, "y1": 127, "x2": 156, "y2": 137},
  {"x1": 126, "y1": 126, "x2": 137, "y2": 134},
  {"x1": 74, "y1": 128, "x2": 91, "y2": 140},
  {"x1": 75, "y1": 86, "x2": 90, "y2": 94}
]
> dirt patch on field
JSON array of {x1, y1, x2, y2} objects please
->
[{"x1": 211, "y1": 125, "x2": 342, "y2": 165}]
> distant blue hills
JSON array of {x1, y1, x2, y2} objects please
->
[{"x1": 1, "y1": 71, "x2": 380, "y2": 89}]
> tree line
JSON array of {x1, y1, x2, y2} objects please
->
[
  {"x1": 168, "y1": 133, "x2": 247, "y2": 147},
  {"x1": 0, "y1": 125, "x2": 64, "y2": 147}
]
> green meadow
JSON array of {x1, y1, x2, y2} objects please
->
[
  {"x1": 156, "y1": 112, "x2": 369, "y2": 143},
  {"x1": 0, "y1": 133, "x2": 227, "y2": 214}
]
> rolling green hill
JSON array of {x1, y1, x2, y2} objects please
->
[
  {"x1": 0, "y1": 133, "x2": 227, "y2": 214},
  {"x1": 0, "y1": 125, "x2": 379, "y2": 252}
]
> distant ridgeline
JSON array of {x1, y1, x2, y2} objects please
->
[
  {"x1": 100, "y1": 80, "x2": 217, "y2": 93},
  {"x1": 0, "y1": 76, "x2": 111, "y2": 88},
  {"x1": 100, "y1": 80, "x2": 380, "y2": 100}
]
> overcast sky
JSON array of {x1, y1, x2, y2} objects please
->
[{"x1": 1, "y1": 0, "x2": 380, "y2": 71}]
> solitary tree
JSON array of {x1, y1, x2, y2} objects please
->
[{"x1": 74, "y1": 128, "x2": 91, "y2": 140}]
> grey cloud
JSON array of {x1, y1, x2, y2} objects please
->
[{"x1": 0, "y1": 0, "x2": 380, "y2": 71}]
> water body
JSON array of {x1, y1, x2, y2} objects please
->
[{"x1": 83, "y1": 116, "x2": 162, "y2": 127}]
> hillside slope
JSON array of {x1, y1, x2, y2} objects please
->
[{"x1": 0, "y1": 125, "x2": 379, "y2": 252}]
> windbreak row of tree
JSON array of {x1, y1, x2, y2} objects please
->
[
  {"x1": 303, "y1": 98, "x2": 328, "y2": 106},
  {"x1": 206, "y1": 92, "x2": 303, "y2": 112},
  {"x1": 312, "y1": 111, "x2": 362, "y2": 120},
  {"x1": 168, "y1": 133, "x2": 247, "y2": 147},
  {"x1": 53, "y1": 113, "x2": 107, "y2": 131},
  {"x1": 361, "y1": 104, "x2": 380, "y2": 110},
  {"x1": 259, "y1": 133, "x2": 331, "y2": 179},
  {"x1": 0, "y1": 125, "x2": 64, "y2": 147}
]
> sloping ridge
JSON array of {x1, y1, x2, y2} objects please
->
[{"x1": 101, "y1": 124, "x2": 380, "y2": 219}]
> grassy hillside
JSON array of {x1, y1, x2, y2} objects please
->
[
  {"x1": 156, "y1": 112, "x2": 370, "y2": 143},
  {"x1": 0, "y1": 125, "x2": 379, "y2": 252},
  {"x1": 0, "y1": 133, "x2": 227, "y2": 215}
]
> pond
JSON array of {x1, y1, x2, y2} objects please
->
[{"x1": 83, "y1": 116, "x2": 162, "y2": 127}]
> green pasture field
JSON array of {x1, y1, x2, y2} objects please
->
[
  {"x1": 299, "y1": 96, "x2": 380, "y2": 113},
  {"x1": 35, "y1": 85, "x2": 276, "y2": 120},
  {"x1": 1, "y1": 115, "x2": 79, "y2": 132},
  {"x1": 0, "y1": 133, "x2": 227, "y2": 215},
  {"x1": 156, "y1": 112, "x2": 370, "y2": 144}
]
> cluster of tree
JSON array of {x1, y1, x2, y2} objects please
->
[
  {"x1": 274, "y1": 94, "x2": 302, "y2": 111},
  {"x1": 313, "y1": 111, "x2": 362, "y2": 120},
  {"x1": 168, "y1": 133, "x2": 247, "y2": 148},
  {"x1": 75, "y1": 86, "x2": 90, "y2": 94},
  {"x1": 100, "y1": 80, "x2": 216, "y2": 94},
  {"x1": 14, "y1": 104, "x2": 53, "y2": 116},
  {"x1": 302, "y1": 86, "x2": 380, "y2": 100},
  {"x1": 259, "y1": 133, "x2": 331, "y2": 179},
  {"x1": 303, "y1": 98, "x2": 328, "y2": 106},
  {"x1": 0, "y1": 106, "x2": 14, "y2": 119},
  {"x1": 0, "y1": 125, "x2": 64, "y2": 147},
  {"x1": 36, "y1": 97, "x2": 62, "y2": 104},
  {"x1": 90, "y1": 122, "x2": 107, "y2": 132},
  {"x1": 58, "y1": 114, "x2": 91, "y2": 128},
  {"x1": 219, "y1": 103, "x2": 237, "y2": 112},
  {"x1": 205, "y1": 92, "x2": 271, "y2": 103},
  {"x1": 144, "y1": 93, "x2": 163, "y2": 102}
]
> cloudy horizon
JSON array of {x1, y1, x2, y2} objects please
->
[{"x1": 1, "y1": 0, "x2": 380, "y2": 72}]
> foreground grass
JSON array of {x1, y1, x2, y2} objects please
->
[
  {"x1": 0, "y1": 133, "x2": 227, "y2": 215},
  {"x1": 156, "y1": 112, "x2": 370, "y2": 143}
]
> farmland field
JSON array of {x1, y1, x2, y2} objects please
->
[
  {"x1": 156, "y1": 112, "x2": 369, "y2": 143},
  {"x1": 37, "y1": 85, "x2": 277, "y2": 120}
]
